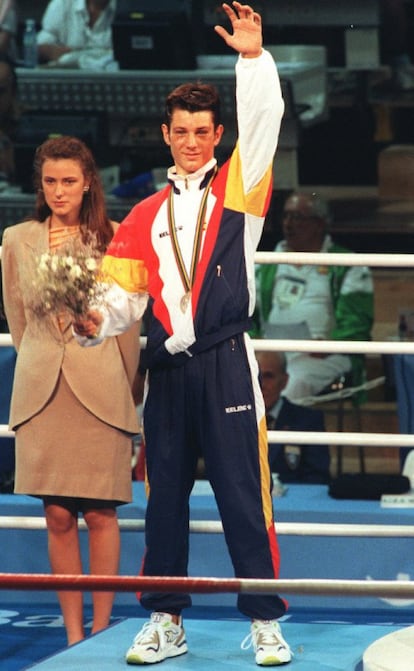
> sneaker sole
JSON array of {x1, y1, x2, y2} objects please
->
[
  {"x1": 257, "y1": 654, "x2": 291, "y2": 666},
  {"x1": 126, "y1": 643, "x2": 188, "y2": 665}
]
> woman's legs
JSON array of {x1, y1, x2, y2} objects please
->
[
  {"x1": 44, "y1": 499, "x2": 120, "y2": 644},
  {"x1": 43, "y1": 500, "x2": 84, "y2": 645},
  {"x1": 83, "y1": 506, "x2": 120, "y2": 634}
]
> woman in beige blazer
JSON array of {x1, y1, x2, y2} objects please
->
[{"x1": 1, "y1": 136, "x2": 142, "y2": 645}]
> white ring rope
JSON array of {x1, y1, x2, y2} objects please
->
[
  {"x1": 256, "y1": 250, "x2": 414, "y2": 267},
  {"x1": 253, "y1": 339, "x2": 414, "y2": 355},
  {"x1": 2, "y1": 246, "x2": 413, "y2": 267},
  {"x1": 3, "y1": 333, "x2": 414, "y2": 355},
  {"x1": 1, "y1": 425, "x2": 413, "y2": 447},
  {"x1": 239, "y1": 579, "x2": 414, "y2": 598},
  {"x1": 2, "y1": 516, "x2": 414, "y2": 537},
  {"x1": 254, "y1": 339, "x2": 414, "y2": 355},
  {"x1": 268, "y1": 430, "x2": 414, "y2": 447}
]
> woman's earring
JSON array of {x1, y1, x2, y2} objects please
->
[{"x1": 83, "y1": 186, "x2": 89, "y2": 193}]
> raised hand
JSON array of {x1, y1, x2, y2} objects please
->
[{"x1": 214, "y1": 2, "x2": 262, "y2": 58}]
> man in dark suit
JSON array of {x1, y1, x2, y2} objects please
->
[{"x1": 257, "y1": 350, "x2": 331, "y2": 484}]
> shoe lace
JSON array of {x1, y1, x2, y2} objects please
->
[
  {"x1": 241, "y1": 630, "x2": 255, "y2": 651},
  {"x1": 241, "y1": 623, "x2": 292, "y2": 656},
  {"x1": 133, "y1": 621, "x2": 164, "y2": 646}
]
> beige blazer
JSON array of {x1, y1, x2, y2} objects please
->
[{"x1": 1, "y1": 219, "x2": 141, "y2": 433}]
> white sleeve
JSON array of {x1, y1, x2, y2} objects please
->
[
  {"x1": 236, "y1": 49, "x2": 285, "y2": 193},
  {"x1": 37, "y1": 0, "x2": 65, "y2": 45},
  {"x1": 74, "y1": 282, "x2": 148, "y2": 347},
  {"x1": 341, "y1": 266, "x2": 373, "y2": 295}
]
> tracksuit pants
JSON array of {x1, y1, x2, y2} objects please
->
[{"x1": 140, "y1": 333, "x2": 287, "y2": 620}]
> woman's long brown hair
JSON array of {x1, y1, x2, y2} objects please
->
[{"x1": 32, "y1": 135, "x2": 114, "y2": 251}]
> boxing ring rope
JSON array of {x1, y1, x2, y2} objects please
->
[
  {"x1": 255, "y1": 250, "x2": 414, "y2": 268},
  {"x1": 0, "y1": 573, "x2": 413, "y2": 599},
  {"x1": 4, "y1": 330, "x2": 414, "y2": 353},
  {"x1": 1, "y1": 425, "x2": 414, "y2": 447},
  {"x1": 1, "y1": 516, "x2": 414, "y2": 538}
]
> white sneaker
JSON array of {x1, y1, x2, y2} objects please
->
[
  {"x1": 241, "y1": 620, "x2": 291, "y2": 666},
  {"x1": 125, "y1": 612, "x2": 188, "y2": 665}
]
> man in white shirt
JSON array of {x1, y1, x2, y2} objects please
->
[
  {"x1": 37, "y1": 0, "x2": 116, "y2": 68},
  {"x1": 255, "y1": 192, "x2": 374, "y2": 402}
]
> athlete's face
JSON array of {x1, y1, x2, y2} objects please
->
[{"x1": 161, "y1": 109, "x2": 223, "y2": 176}]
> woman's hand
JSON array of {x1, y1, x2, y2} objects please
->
[{"x1": 73, "y1": 309, "x2": 103, "y2": 339}]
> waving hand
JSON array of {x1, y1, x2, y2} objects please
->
[{"x1": 214, "y1": 2, "x2": 263, "y2": 58}]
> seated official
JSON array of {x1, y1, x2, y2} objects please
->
[
  {"x1": 255, "y1": 192, "x2": 374, "y2": 403},
  {"x1": 257, "y1": 350, "x2": 330, "y2": 484}
]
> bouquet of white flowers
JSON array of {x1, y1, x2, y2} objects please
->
[{"x1": 29, "y1": 240, "x2": 106, "y2": 318}]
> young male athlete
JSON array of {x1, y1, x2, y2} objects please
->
[{"x1": 74, "y1": 3, "x2": 291, "y2": 666}]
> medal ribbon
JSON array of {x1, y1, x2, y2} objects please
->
[{"x1": 167, "y1": 166, "x2": 217, "y2": 296}]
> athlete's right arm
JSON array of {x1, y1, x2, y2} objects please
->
[{"x1": 73, "y1": 282, "x2": 148, "y2": 346}]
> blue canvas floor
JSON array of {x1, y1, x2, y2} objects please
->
[{"x1": 21, "y1": 614, "x2": 405, "y2": 671}]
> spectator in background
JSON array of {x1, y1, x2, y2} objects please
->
[
  {"x1": 37, "y1": 0, "x2": 117, "y2": 69},
  {"x1": 255, "y1": 192, "x2": 374, "y2": 403},
  {"x1": 256, "y1": 350, "x2": 330, "y2": 484},
  {"x1": 0, "y1": 1, "x2": 17, "y2": 61},
  {"x1": 380, "y1": 0, "x2": 414, "y2": 91},
  {"x1": 0, "y1": 53, "x2": 20, "y2": 184},
  {"x1": 0, "y1": 53, "x2": 19, "y2": 356}
]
